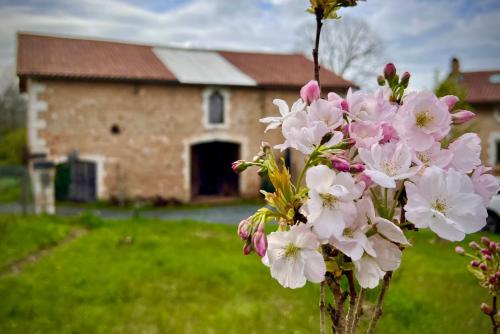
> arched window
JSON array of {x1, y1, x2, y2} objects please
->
[{"x1": 208, "y1": 91, "x2": 224, "y2": 124}]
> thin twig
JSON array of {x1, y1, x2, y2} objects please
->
[
  {"x1": 313, "y1": 8, "x2": 323, "y2": 87},
  {"x1": 320, "y1": 281, "x2": 326, "y2": 334},
  {"x1": 490, "y1": 295, "x2": 498, "y2": 334},
  {"x1": 345, "y1": 271, "x2": 357, "y2": 334},
  {"x1": 351, "y1": 288, "x2": 366, "y2": 334},
  {"x1": 366, "y1": 272, "x2": 393, "y2": 334}
]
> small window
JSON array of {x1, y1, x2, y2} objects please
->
[{"x1": 208, "y1": 91, "x2": 224, "y2": 124}]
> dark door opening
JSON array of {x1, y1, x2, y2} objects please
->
[
  {"x1": 191, "y1": 141, "x2": 239, "y2": 197},
  {"x1": 55, "y1": 160, "x2": 97, "y2": 202}
]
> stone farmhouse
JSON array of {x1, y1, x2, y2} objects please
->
[
  {"x1": 16, "y1": 33, "x2": 352, "y2": 205},
  {"x1": 448, "y1": 58, "x2": 500, "y2": 176}
]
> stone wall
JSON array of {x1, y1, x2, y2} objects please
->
[
  {"x1": 30, "y1": 79, "x2": 328, "y2": 202},
  {"x1": 471, "y1": 104, "x2": 500, "y2": 175}
]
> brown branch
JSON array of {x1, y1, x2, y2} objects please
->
[
  {"x1": 326, "y1": 274, "x2": 347, "y2": 333},
  {"x1": 490, "y1": 295, "x2": 499, "y2": 334},
  {"x1": 345, "y1": 271, "x2": 357, "y2": 333},
  {"x1": 351, "y1": 288, "x2": 366, "y2": 334},
  {"x1": 366, "y1": 272, "x2": 393, "y2": 334},
  {"x1": 312, "y1": 8, "x2": 323, "y2": 87},
  {"x1": 320, "y1": 281, "x2": 327, "y2": 334}
]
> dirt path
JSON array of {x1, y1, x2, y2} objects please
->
[{"x1": 0, "y1": 227, "x2": 88, "y2": 276}]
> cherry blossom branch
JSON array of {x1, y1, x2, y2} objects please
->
[
  {"x1": 366, "y1": 271, "x2": 393, "y2": 334},
  {"x1": 313, "y1": 8, "x2": 323, "y2": 87},
  {"x1": 489, "y1": 295, "x2": 498, "y2": 334},
  {"x1": 345, "y1": 271, "x2": 357, "y2": 333},
  {"x1": 320, "y1": 281, "x2": 327, "y2": 334},
  {"x1": 351, "y1": 288, "x2": 366, "y2": 334}
]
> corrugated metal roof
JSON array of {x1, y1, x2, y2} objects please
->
[{"x1": 153, "y1": 47, "x2": 256, "y2": 86}]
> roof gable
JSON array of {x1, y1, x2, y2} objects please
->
[{"x1": 458, "y1": 71, "x2": 500, "y2": 104}]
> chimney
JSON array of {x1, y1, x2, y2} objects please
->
[{"x1": 451, "y1": 57, "x2": 460, "y2": 75}]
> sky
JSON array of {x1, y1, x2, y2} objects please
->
[{"x1": 1, "y1": 0, "x2": 500, "y2": 90}]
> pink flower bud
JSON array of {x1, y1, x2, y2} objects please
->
[
  {"x1": 377, "y1": 75, "x2": 385, "y2": 86},
  {"x1": 489, "y1": 275, "x2": 497, "y2": 285},
  {"x1": 300, "y1": 80, "x2": 320, "y2": 104},
  {"x1": 490, "y1": 242, "x2": 498, "y2": 252},
  {"x1": 384, "y1": 63, "x2": 396, "y2": 80},
  {"x1": 252, "y1": 223, "x2": 268, "y2": 257},
  {"x1": 232, "y1": 160, "x2": 248, "y2": 173},
  {"x1": 496, "y1": 272, "x2": 500, "y2": 279},
  {"x1": 481, "y1": 249, "x2": 492, "y2": 256},
  {"x1": 238, "y1": 219, "x2": 252, "y2": 240},
  {"x1": 243, "y1": 241, "x2": 253, "y2": 255},
  {"x1": 469, "y1": 241, "x2": 480, "y2": 250},
  {"x1": 481, "y1": 236, "x2": 491, "y2": 247},
  {"x1": 455, "y1": 246, "x2": 465, "y2": 255},
  {"x1": 400, "y1": 72, "x2": 410, "y2": 88},
  {"x1": 440, "y1": 95, "x2": 459, "y2": 110},
  {"x1": 470, "y1": 260, "x2": 480, "y2": 268},
  {"x1": 331, "y1": 156, "x2": 350, "y2": 172},
  {"x1": 349, "y1": 163, "x2": 365, "y2": 173},
  {"x1": 480, "y1": 263, "x2": 488, "y2": 271},
  {"x1": 452, "y1": 110, "x2": 475, "y2": 125},
  {"x1": 485, "y1": 255, "x2": 493, "y2": 261},
  {"x1": 481, "y1": 303, "x2": 494, "y2": 315}
]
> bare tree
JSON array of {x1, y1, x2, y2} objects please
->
[{"x1": 295, "y1": 16, "x2": 384, "y2": 88}]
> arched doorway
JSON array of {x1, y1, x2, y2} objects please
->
[{"x1": 190, "y1": 141, "x2": 239, "y2": 198}]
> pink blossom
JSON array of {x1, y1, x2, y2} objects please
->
[
  {"x1": 358, "y1": 142, "x2": 420, "y2": 188},
  {"x1": 412, "y1": 142, "x2": 453, "y2": 169},
  {"x1": 307, "y1": 99, "x2": 344, "y2": 130},
  {"x1": 300, "y1": 80, "x2": 320, "y2": 104},
  {"x1": 395, "y1": 91, "x2": 451, "y2": 151},
  {"x1": 471, "y1": 166, "x2": 499, "y2": 205},
  {"x1": 440, "y1": 95, "x2": 459, "y2": 110},
  {"x1": 347, "y1": 88, "x2": 396, "y2": 124},
  {"x1": 380, "y1": 123, "x2": 399, "y2": 144},
  {"x1": 238, "y1": 219, "x2": 252, "y2": 240},
  {"x1": 452, "y1": 110, "x2": 475, "y2": 125},
  {"x1": 447, "y1": 133, "x2": 481, "y2": 173},
  {"x1": 349, "y1": 121, "x2": 383, "y2": 149}
]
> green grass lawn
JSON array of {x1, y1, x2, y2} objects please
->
[{"x1": 0, "y1": 214, "x2": 495, "y2": 333}]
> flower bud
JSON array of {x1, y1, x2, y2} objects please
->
[
  {"x1": 490, "y1": 241, "x2": 498, "y2": 252},
  {"x1": 335, "y1": 138, "x2": 356, "y2": 149},
  {"x1": 377, "y1": 75, "x2": 385, "y2": 86},
  {"x1": 243, "y1": 241, "x2": 253, "y2": 255},
  {"x1": 489, "y1": 275, "x2": 497, "y2": 285},
  {"x1": 238, "y1": 219, "x2": 252, "y2": 240},
  {"x1": 455, "y1": 246, "x2": 465, "y2": 255},
  {"x1": 481, "y1": 303, "x2": 494, "y2": 315},
  {"x1": 481, "y1": 249, "x2": 492, "y2": 256},
  {"x1": 300, "y1": 80, "x2": 320, "y2": 104},
  {"x1": 232, "y1": 160, "x2": 248, "y2": 173},
  {"x1": 440, "y1": 95, "x2": 459, "y2": 110},
  {"x1": 252, "y1": 223, "x2": 268, "y2": 257},
  {"x1": 481, "y1": 236, "x2": 491, "y2": 247},
  {"x1": 495, "y1": 272, "x2": 500, "y2": 279},
  {"x1": 485, "y1": 255, "x2": 493, "y2": 261},
  {"x1": 470, "y1": 260, "x2": 480, "y2": 268},
  {"x1": 331, "y1": 156, "x2": 350, "y2": 172},
  {"x1": 480, "y1": 263, "x2": 488, "y2": 271},
  {"x1": 469, "y1": 241, "x2": 480, "y2": 250},
  {"x1": 452, "y1": 110, "x2": 475, "y2": 125},
  {"x1": 349, "y1": 163, "x2": 365, "y2": 173},
  {"x1": 400, "y1": 71, "x2": 410, "y2": 88},
  {"x1": 383, "y1": 63, "x2": 396, "y2": 80}
]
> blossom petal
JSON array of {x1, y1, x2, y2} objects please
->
[
  {"x1": 375, "y1": 218, "x2": 410, "y2": 245},
  {"x1": 303, "y1": 250, "x2": 326, "y2": 283},
  {"x1": 364, "y1": 169, "x2": 396, "y2": 188}
]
